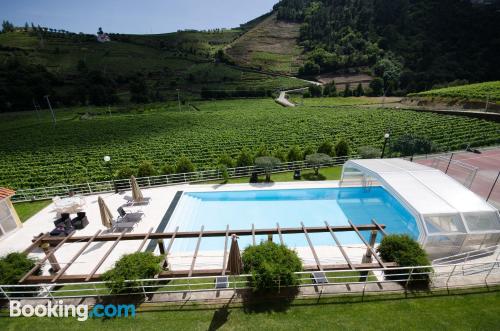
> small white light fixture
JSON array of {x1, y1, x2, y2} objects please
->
[
  {"x1": 384, "y1": 133, "x2": 390, "y2": 139},
  {"x1": 103, "y1": 155, "x2": 111, "y2": 162}
]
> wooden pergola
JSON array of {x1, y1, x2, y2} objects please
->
[{"x1": 20, "y1": 220, "x2": 395, "y2": 284}]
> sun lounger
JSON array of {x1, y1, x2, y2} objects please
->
[{"x1": 311, "y1": 271, "x2": 328, "y2": 284}]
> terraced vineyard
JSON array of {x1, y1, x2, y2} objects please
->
[
  {"x1": 1, "y1": 98, "x2": 499, "y2": 189},
  {"x1": 410, "y1": 81, "x2": 500, "y2": 102}
]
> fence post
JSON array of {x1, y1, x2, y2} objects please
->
[
  {"x1": 484, "y1": 262, "x2": 497, "y2": 285},
  {"x1": 0, "y1": 285, "x2": 10, "y2": 301},
  {"x1": 446, "y1": 265, "x2": 457, "y2": 288},
  {"x1": 405, "y1": 268, "x2": 414, "y2": 288},
  {"x1": 87, "y1": 182, "x2": 92, "y2": 194},
  {"x1": 445, "y1": 153, "x2": 454, "y2": 173},
  {"x1": 486, "y1": 171, "x2": 500, "y2": 202}
]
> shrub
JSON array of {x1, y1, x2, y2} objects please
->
[
  {"x1": 254, "y1": 144, "x2": 270, "y2": 157},
  {"x1": 102, "y1": 252, "x2": 163, "y2": 294},
  {"x1": 137, "y1": 161, "x2": 155, "y2": 177},
  {"x1": 273, "y1": 148, "x2": 287, "y2": 162},
  {"x1": 175, "y1": 156, "x2": 195, "y2": 173},
  {"x1": 116, "y1": 166, "x2": 135, "y2": 179},
  {"x1": 0, "y1": 252, "x2": 40, "y2": 297},
  {"x1": 358, "y1": 146, "x2": 381, "y2": 159},
  {"x1": 242, "y1": 242, "x2": 302, "y2": 292},
  {"x1": 236, "y1": 147, "x2": 254, "y2": 167},
  {"x1": 317, "y1": 141, "x2": 335, "y2": 157},
  {"x1": 160, "y1": 164, "x2": 175, "y2": 175},
  {"x1": 334, "y1": 139, "x2": 350, "y2": 157},
  {"x1": 287, "y1": 145, "x2": 303, "y2": 162},
  {"x1": 302, "y1": 145, "x2": 316, "y2": 159},
  {"x1": 377, "y1": 234, "x2": 431, "y2": 287},
  {"x1": 218, "y1": 154, "x2": 235, "y2": 168},
  {"x1": 219, "y1": 165, "x2": 229, "y2": 182}
]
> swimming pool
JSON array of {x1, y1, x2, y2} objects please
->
[{"x1": 166, "y1": 186, "x2": 420, "y2": 253}]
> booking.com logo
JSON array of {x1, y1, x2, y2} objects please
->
[{"x1": 10, "y1": 300, "x2": 135, "y2": 321}]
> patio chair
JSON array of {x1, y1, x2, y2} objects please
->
[
  {"x1": 117, "y1": 207, "x2": 143, "y2": 222},
  {"x1": 311, "y1": 271, "x2": 328, "y2": 284},
  {"x1": 71, "y1": 212, "x2": 89, "y2": 230},
  {"x1": 293, "y1": 169, "x2": 301, "y2": 180},
  {"x1": 123, "y1": 196, "x2": 151, "y2": 206}
]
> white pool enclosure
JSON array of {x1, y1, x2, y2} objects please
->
[{"x1": 342, "y1": 158, "x2": 500, "y2": 259}]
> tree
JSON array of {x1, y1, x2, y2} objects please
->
[
  {"x1": 160, "y1": 164, "x2": 175, "y2": 175},
  {"x1": 355, "y1": 83, "x2": 364, "y2": 96},
  {"x1": 302, "y1": 145, "x2": 316, "y2": 159},
  {"x1": 218, "y1": 154, "x2": 235, "y2": 168},
  {"x1": 137, "y1": 161, "x2": 156, "y2": 177},
  {"x1": 1, "y1": 20, "x2": 14, "y2": 33},
  {"x1": 369, "y1": 78, "x2": 384, "y2": 96},
  {"x1": 254, "y1": 144, "x2": 270, "y2": 157},
  {"x1": 308, "y1": 84, "x2": 323, "y2": 97},
  {"x1": 236, "y1": 148, "x2": 254, "y2": 167},
  {"x1": 116, "y1": 166, "x2": 135, "y2": 179},
  {"x1": 391, "y1": 134, "x2": 433, "y2": 158},
  {"x1": 129, "y1": 74, "x2": 149, "y2": 103},
  {"x1": 255, "y1": 156, "x2": 281, "y2": 182},
  {"x1": 287, "y1": 145, "x2": 303, "y2": 162},
  {"x1": 343, "y1": 83, "x2": 352, "y2": 97},
  {"x1": 317, "y1": 141, "x2": 335, "y2": 156},
  {"x1": 334, "y1": 139, "x2": 350, "y2": 157},
  {"x1": 323, "y1": 81, "x2": 337, "y2": 97},
  {"x1": 273, "y1": 148, "x2": 287, "y2": 162},
  {"x1": 175, "y1": 156, "x2": 195, "y2": 173},
  {"x1": 306, "y1": 153, "x2": 332, "y2": 175}
]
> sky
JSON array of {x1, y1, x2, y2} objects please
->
[{"x1": 1, "y1": 0, "x2": 280, "y2": 34}]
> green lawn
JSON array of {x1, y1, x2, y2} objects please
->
[
  {"x1": 13, "y1": 200, "x2": 51, "y2": 222},
  {"x1": 1, "y1": 289, "x2": 499, "y2": 330},
  {"x1": 200, "y1": 166, "x2": 342, "y2": 185}
]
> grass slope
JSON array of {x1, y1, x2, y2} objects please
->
[
  {"x1": 226, "y1": 13, "x2": 303, "y2": 74},
  {"x1": 1, "y1": 98, "x2": 499, "y2": 189},
  {"x1": 409, "y1": 81, "x2": 500, "y2": 102},
  {"x1": 1, "y1": 290, "x2": 500, "y2": 330},
  {"x1": 13, "y1": 200, "x2": 51, "y2": 222}
]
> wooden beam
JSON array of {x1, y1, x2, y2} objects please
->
[
  {"x1": 324, "y1": 221, "x2": 355, "y2": 270},
  {"x1": 24, "y1": 233, "x2": 49, "y2": 254},
  {"x1": 19, "y1": 231, "x2": 75, "y2": 283},
  {"x1": 371, "y1": 219, "x2": 387, "y2": 236},
  {"x1": 38, "y1": 224, "x2": 385, "y2": 244},
  {"x1": 51, "y1": 230, "x2": 102, "y2": 283},
  {"x1": 348, "y1": 220, "x2": 386, "y2": 268},
  {"x1": 165, "y1": 226, "x2": 179, "y2": 256},
  {"x1": 251, "y1": 223, "x2": 256, "y2": 245},
  {"x1": 188, "y1": 226, "x2": 204, "y2": 278},
  {"x1": 136, "y1": 227, "x2": 154, "y2": 252},
  {"x1": 301, "y1": 222, "x2": 323, "y2": 271},
  {"x1": 276, "y1": 222, "x2": 284, "y2": 245},
  {"x1": 85, "y1": 229, "x2": 127, "y2": 281},
  {"x1": 221, "y1": 225, "x2": 229, "y2": 275}
]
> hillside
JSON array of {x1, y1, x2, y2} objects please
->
[
  {"x1": 0, "y1": 28, "x2": 308, "y2": 112},
  {"x1": 409, "y1": 82, "x2": 500, "y2": 102},
  {"x1": 273, "y1": 0, "x2": 500, "y2": 94},
  {"x1": 225, "y1": 13, "x2": 304, "y2": 75}
]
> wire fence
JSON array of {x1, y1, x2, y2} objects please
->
[
  {"x1": 11, "y1": 156, "x2": 353, "y2": 202},
  {"x1": 1, "y1": 261, "x2": 499, "y2": 302}
]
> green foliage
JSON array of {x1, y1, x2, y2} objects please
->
[
  {"x1": 357, "y1": 146, "x2": 381, "y2": 159},
  {"x1": 334, "y1": 139, "x2": 350, "y2": 157},
  {"x1": 308, "y1": 84, "x2": 323, "y2": 97},
  {"x1": 236, "y1": 147, "x2": 254, "y2": 167},
  {"x1": 102, "y1": 252, "x2": 163, "y2": 294},
  {"x1": 218, "y1": 154, "x2": 235, "y2": 168},
  {"x1": 160, "y1": 164, "x2": 175, "y2": 175},
  {"x1": 305, "y1": 153, "x2": 332, "y2": 175},
  {"x1": 343, "y1": 84, "x2": 353, "y2": 97},
  {"x1": 411, "y1": 81, "x2": 500, "y2": 102},
  {"x1": 355, "y1": 83, "x2": 364, "y2": 97},
  {"x1": 1, "y1": 99, "x2": 499, "y2": 189},
  {"x1": 287, "y1": 145, "x2": 303, "y2": 162},
  {"x1": 377, "y1": 234, "x2": 431, "y2": 287},
  {"x1": 273, "y1": 148, "x2": 287, "y2": 162},
  {"x1": 137, "y1": 161, "x2": 156, "y2": 177},
  {"x1": 1, "y1": 20, "x2": 15, "y2": 33},
  {"x1": 369, "y1": 78, "x2": 384, "y2": 96},
  {"x1": 0, "y1": 252, "x2": 38, "y2": 284},
  {"x1": 254, "y1": 144, "x2": 270, "y2": 157},
  {"x1": 116, "y1": 166, "x2": 136, "y2": 179},
  {"x1": 391, "y1": 134, "x2": 433, "y2": 157},
  {"x1": 175, "y1": 156, "x2": 195, "y2": 173},
  {"x1": 323, "y1": 81, "x2": 337, "y2": 97},
  {"x1": 317, "y1": 141, "x2": 335, "y2": 157},
  {"x1": 242, "y1": 241, "x2": 302, "y2": 292},
  {"x1": 255, "y1": 156, "x2": 281, "y2": 182},
  {"x1": 219, "y1": 165, "x2": 229, "y2": 182},
  {"x1": 302, "y1": 145, "x2": 316, "y2": 159}
]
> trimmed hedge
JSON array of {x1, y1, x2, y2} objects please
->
[
  {"x1": 102, "y1": 252, "x2": 162, "y2": 293},
  {"x1": 242, "y1": 241, "x2": 302, "y2": 291},
  {"x1": 0, "y1": 252, "x2": 40, "y2": 298},
  {"x1": 377, "y1": 234, "x2": 431, "y2": 287}
]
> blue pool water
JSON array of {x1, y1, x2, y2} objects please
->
[{"x1": 167, "y1": 186, "x2": 420, "y2": 252}]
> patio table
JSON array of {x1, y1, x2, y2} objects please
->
[{"x1": 55, "y1": 196, "x2": 84, "y2": 214}]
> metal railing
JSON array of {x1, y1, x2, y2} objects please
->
[
  {"x1": 11, "y1": 156, "x2": 353, "y2": 202},
  {"x1": 432, "y1": 245, "x2": 500, "y2": 265},
  {"x1": 1, "y1": 261, "x2": 499, "y2": 302}
]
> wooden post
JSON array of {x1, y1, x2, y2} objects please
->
[
  {"x1": 41, "y1": 243, "x2": 61, "y2": 272},
  {"x1": 158, "y1": 239, "x2": 165, "y2": 255},
  {"x1": 362, "y1": 230, "x2": 378, "y2": 264}
]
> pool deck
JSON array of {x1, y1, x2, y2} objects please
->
[{"x1": 0, "y1": 180, "x2": 375, "y2": 277}]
